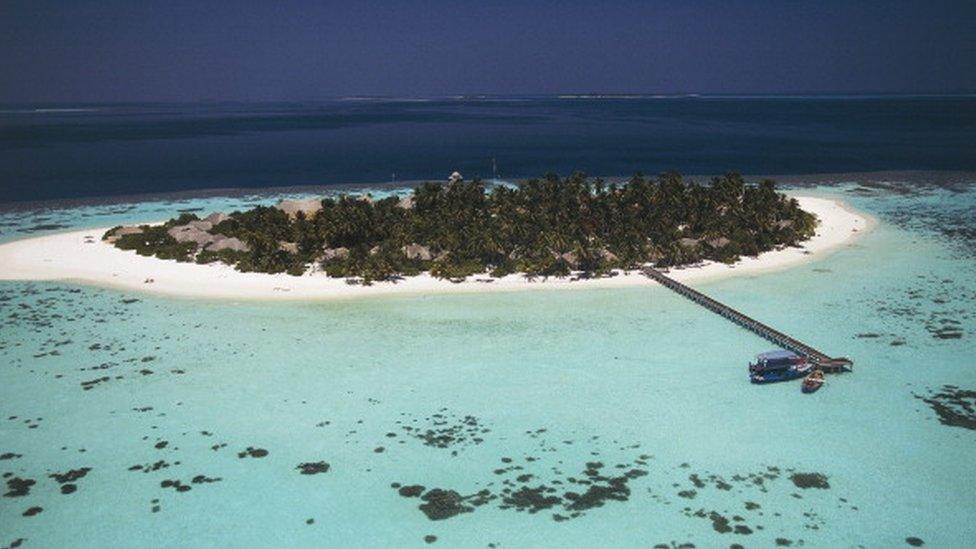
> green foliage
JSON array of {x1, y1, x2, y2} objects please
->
[
  {"x1": 196, "y1": 249, "x2": 247, "y2": 265},
  {"x1": 109, "y1": 173, "x2": 817, "y2": 281},
  {"x1": 112, "y1": 225, "x2": 196, "y2": 262},
  {"x1": 103, "y1": 226, "x2": 123, "y2": 240},
  {"x1": 164, "y1": 213, "x2": 200, "y2": 228},
  {"x1": 429, "y1": 257, "x2": 485, "y2": 282}
]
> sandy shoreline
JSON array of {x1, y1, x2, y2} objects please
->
[{"x1": 0, "y1": 196, "x2": 874, "y2": 301}]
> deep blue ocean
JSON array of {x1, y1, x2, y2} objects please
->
[{"x1": 2, "y1": 96, "x2": 975, "y2": 203}]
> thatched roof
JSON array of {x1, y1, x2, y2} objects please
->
[
  {"x1": 276, "y1": 199, "x2": 322, "y2": 218},
  {"x1": 321, "y1": 246, "x2": 350, "y2": 261},
  {"x1": 104, "y1": 225, "x2": 143, "y2": 244},
  {"x1": 186, "y1": 220, "x2": 213, "y2": 231},
  {"x1": 560, "y1": 251, "x2": 579, "y2": 267},
  {"x1": 206, "y1": 236, "x2": 249, "y2": 252},
  {"x1": 402, "y1": 243, "x2": 432, "y2": 260},
  {"x1": 203, "y1": 212, "x2": 230, "y2": 225},
  {"x1": 167, "y1": 225, "x2": 215, "y2": 247}
]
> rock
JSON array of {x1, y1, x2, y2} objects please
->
[
  {"x1": 204, "y1": 212, "x2": 230, "y2": 225},
  {"x1": 448, "y1": 171, "x2": 463, "y2": 184},
  {"x1": 560, "y1": 251, "x2": 579, "y2": 268},
  {"x1": 276, "y1": 198, "x2": 322, "y2": 218},
  {"x1": 706, "y1": 237, "x2": 731, "y2": 248},
  {"x1": 278, "y1": 241, "x2": 299, "y2": 254},
  {"x1": 167, "y1": 225, "x2": 215, "y2": 247},
  {"x1": 402, "y1": 243, "x2": 433, "y2": 261},
  {"x1": 321, "y1": 247, "x2": 350, "y2": 261},
  {"x1": 678, "y1": 237, "x2": 701, "y2": 248},
  {"x1": 397, "y1": 195, "x2": 415, "y2": 209},
  {"x1": 206, "y1": 236, "x2": 249, "y2": 252}
]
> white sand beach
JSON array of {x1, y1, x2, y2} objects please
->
[{"x1": 0, "y1": 196, "x2": 874, "y2": 301}]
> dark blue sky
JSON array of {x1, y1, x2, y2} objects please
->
[{"x1": 1, "y1": 0, "x2": 974, "y2": 102}]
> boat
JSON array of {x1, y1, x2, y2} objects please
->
[
  {"x1": 749, "y1": 350, "x2": 812, "y2": 384},
  {"x1": 801, "y1": 370, "x2": 825, "y2": 393}
]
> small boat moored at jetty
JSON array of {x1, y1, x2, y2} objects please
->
[
  {"x1": 801, "y1": 370, "x2": 825, "y2": 393},
  {"x1": 749, "y1": 350, "x2": 812, "y2": 384}
]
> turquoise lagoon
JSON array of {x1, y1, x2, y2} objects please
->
[{"x1": 1, "y1": 180, "x2": 975, "y2": 548}]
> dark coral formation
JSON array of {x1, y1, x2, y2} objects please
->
[
  {"x1": 417, "y1": 489, "x2": 476, "y2": 521},
  {"x1": 49, "y1": 467, "x2": 91, "y2": 485},
  {"x1": 160, "y1": 476, "x2": 221, "y2": 493},
  {"x1": 399, "y1": 410, "x2": 489, "y2": 453},
  {"x1": 396, "y1": 458, "x2": 649, "y2": 523},
  {"x1": 237, "y1": 447, "x2": 269, "y2": 459},
  {"x1": 296, "y1": 461, "x2": 330, "y2": 475},
  {"x1": 916, "y1": 385, "x2": 976, "y2": 430},
  {"x1": 860, "y1": 272, "x2": 973, "y2": 346},
  {"x1": 789, "y1": 473, "x2": 830, "y2": 490},
  {"x1": 3, "y1": 477, "x2": 35, "y2": 498},
  {"x1": 398, "y1": 484, "x2": 425, "y2": 498}
]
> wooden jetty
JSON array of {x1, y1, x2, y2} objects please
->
[{"x1": 642, "y1": 267, "x2": 853, "y2": 373}]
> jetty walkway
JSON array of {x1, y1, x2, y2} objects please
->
[{"x1": 642, "y1": 267, "x2": 853, "y2": 373}]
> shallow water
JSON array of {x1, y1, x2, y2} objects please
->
[{"x1": 1, "y1": 181, "x2": 975, "y2": 548}]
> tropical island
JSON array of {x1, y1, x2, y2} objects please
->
[{"x1": 103, "y1": 173, "x2": 818, "y2": 284}]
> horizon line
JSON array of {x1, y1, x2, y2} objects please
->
[{"x1": 2, "y1": 91, "x2": 976, "y2": 107}]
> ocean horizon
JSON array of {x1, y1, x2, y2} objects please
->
[{"x1": 2, "y1": 96, "x2": 975, "y2": 203}]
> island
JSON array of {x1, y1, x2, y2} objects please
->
[
  {"x1": 0, "y1": 173, "x2": 873, "y2": 300},
  {"x1": 104, "y1": 173, "x2": 817, "y2": 283}
]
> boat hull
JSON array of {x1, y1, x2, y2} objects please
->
[
  {"x1": 749, "y1": 364, "x2": 812, "y2": 384},
  {"x1": 801, "y1": 381, "x2": 823, "y2": 393},
  {"x1": 801, "y1": 372, "x2": 825, "y2": 393}
]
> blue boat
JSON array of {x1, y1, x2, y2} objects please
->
[{"x1": 749, "y1": 350, "x2": 812, "y2": 384}]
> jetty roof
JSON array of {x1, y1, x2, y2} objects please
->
[{"x1": 756, "y1": 350, "x2": 799, "y2": 361}]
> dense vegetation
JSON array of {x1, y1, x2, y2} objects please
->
[{"x1": 105, "y1": 173, "x2": 817, "y2": 283}]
